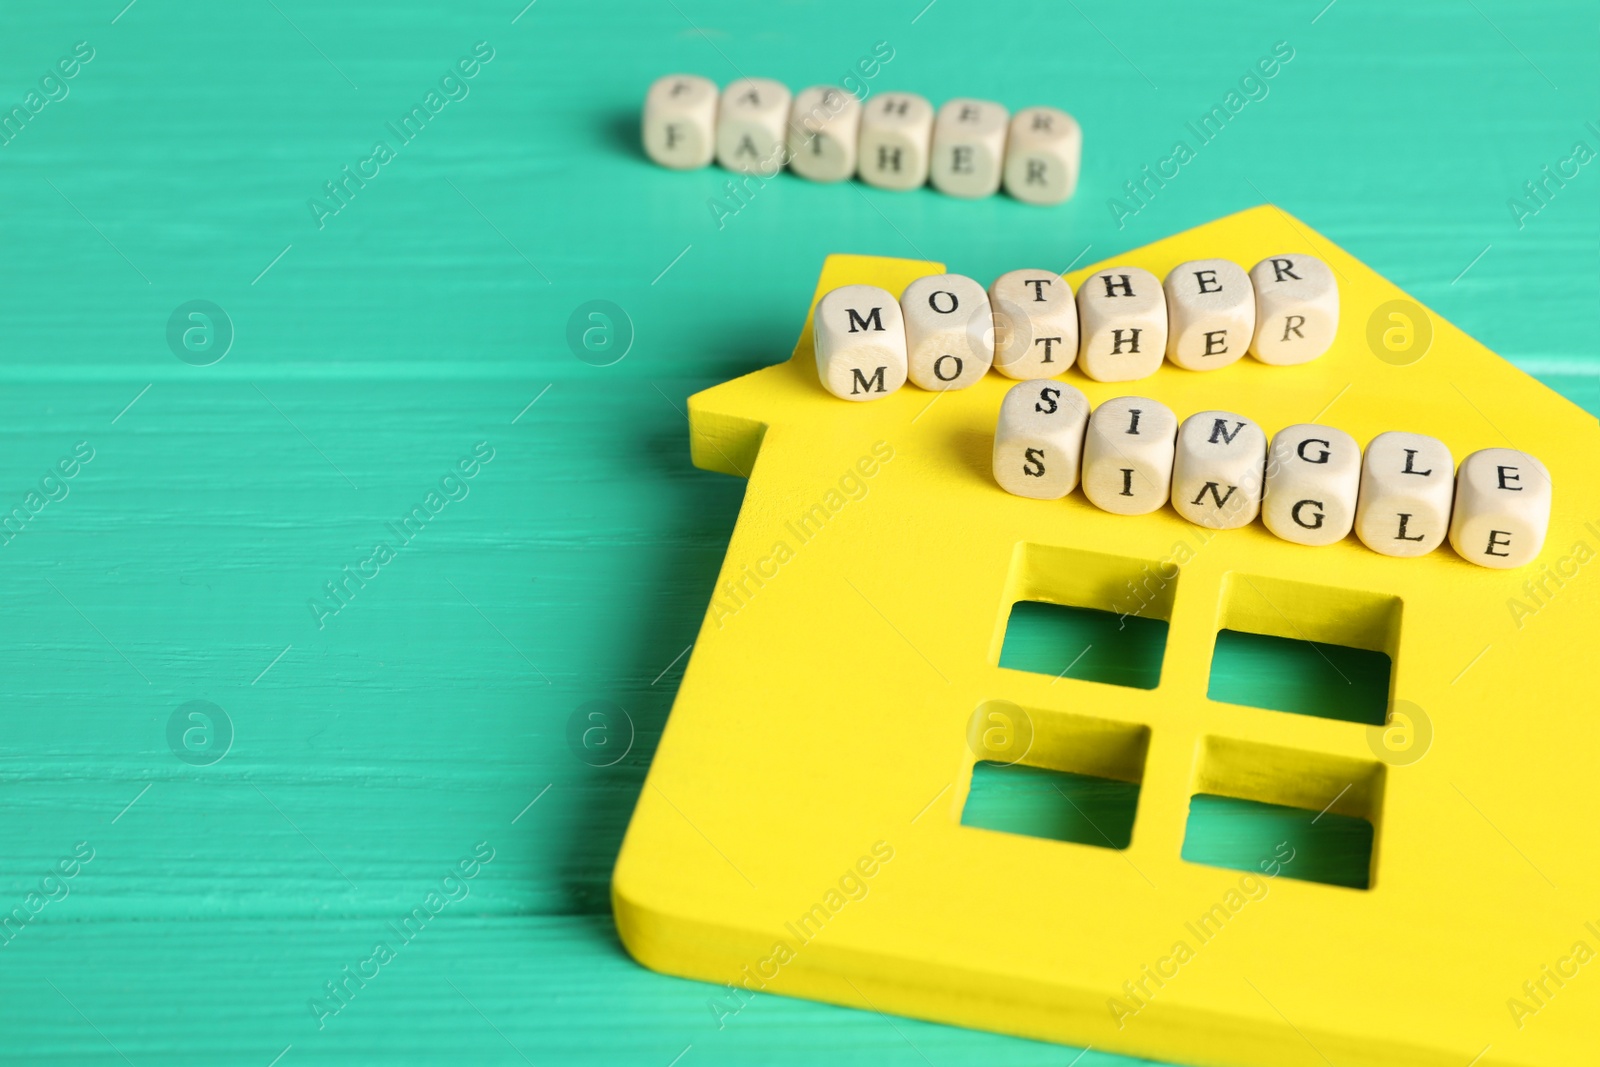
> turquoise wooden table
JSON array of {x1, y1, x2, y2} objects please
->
[{"x1": 1, "y1": 2, "x2": 1592, "y2": 1064}]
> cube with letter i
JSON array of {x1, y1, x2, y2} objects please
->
[
  {"x1": 715, "y1": 78, "x2": 791, "y2": 173},
  {"x1": 642, "y1": 74, "x2": 718, "y2": 170},
  {"x1": 1076, "y1": 267, "x2": 1167, "y2": 382},
  {"x1": 1449, "y1": 449, "x2": 1552, "y2": 568},
  {"x1": 1354, "y1": 431, "x2": 1454, "y2": 557},
  {"x1": 1262, "y1": 424, "x2": 1361, "y2": 546},
  {"x1": 1249, "y1": 253, "x2": 1339, "y2": 365},
  {"x1": 901, "y1": 274, "x2": 993, "y2": 390},
  {"x1": 857, "y1": 92, "x2": 935, "y2": 191},
  {"x1": 812, "y1": 286, "x2": 907, "y2": 402},
  {"x1": 1164, "y1": 258, "x2": 1255, "y2": 372},
  {"x1": 1082, "y1": 397, "x2": 1178, "y2": 516},
  {"x1": 929, "y1": 98, "x2": 1008, "y2": 199},
  {"x1": 993, "y1": 380, "x2": 1090, "y2": 500},
  {"x1": 989, "y1": 269, "x2": 1077, "y2": 379},
  {"x1": 1171, "y1": 411, "x2": 1267, "y2": 529}
]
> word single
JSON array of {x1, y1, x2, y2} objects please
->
[{"x1": 994, "y1": 381, "x2": 1551, "y2": 570}]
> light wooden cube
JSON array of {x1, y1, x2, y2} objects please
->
[
  {"x1": 642, "y1": 74, "x2": 718, "y2": 170},
  {"x1": 812, "y1": 285, "x2": 907, "y2": 402},
  {"x1": 988, "y1": 269, "x2": 1077, "y2": 379},
  {"x1": 787, "y1": 86, "x2": 861, "y2": 183},
  {"x1": 993, "y1": 380, "x2": 1090, "y2": 499},
  {"x1": 1082, "y1": 396, "x2": 1177, "y2": 516},
  {"x1": 1249, "y1": 254, "x2": 1339, "y2": 365},
  {"x1": 1262, "y1": 424, "x2": 1361, "y2": 546},
  {"x1": 929, "y1": 98, "x2": 1008, "y2": 199},
  {"x1": 1354, "y1": 431, "x2": 1454, "y2": 557},
  {"x1": 715, "y1": 78, "x2": 792, "y2": 173},
  {"x1": 1164, "y1": 258, "x2": 1255, "y2": 372},
  {"x1": 1171, "y1": 411, "x2": 1267, "y2": 529},
  {"x1": 901, "y1": 274, "x2": 993, "y2": 391},
  {"x1": 1449, "y1": 448, "x2": 1552, "y2": 568},
  {"x1": 1076, "y1": 266, "x2": 1167, "y2": 382},
  {"x1": 1002, "y1": 107, "x2": 1081, "y2": 206},
  {"x1": 857, "y1": 92, "x2": 934, "y2": 191}
]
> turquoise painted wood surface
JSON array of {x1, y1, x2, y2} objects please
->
[{"x1": 0, "y1": 1, "x2": 1593, "y2": 1063}]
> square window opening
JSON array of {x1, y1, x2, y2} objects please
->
[
  {"x1": 996, "y1": 544, "x2": 1177, "y2": 690},
  {"x1": 1208, "y1": 630, "x2": 1390, "y2": 724},
  {"x1": 1181, "y1": 793, "x2": 1374, "y2": 890},
  {"x1": 1209, "y1": 573, "x2": 1400, "y2": 724},
  {"x1": 961, "y1": 702, "x2": 1151, "y2": 851},
  {"x1": 1184, "y1": 735, "x2": 1384, "y2": 890},
  {"x1": 963, "y1": 762, "x2": 1141, "y2": 850}
]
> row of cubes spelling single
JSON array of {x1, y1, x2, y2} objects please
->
[
  {"x1": 643, "y1": 75, "x2": 1081, "y2": 204},
  {"x1": 994, "y1": 379, "x2": 1550, "y2": 569},
  {"x1": 813, "y1": 255, "x2": 1336, "y2": 399}
]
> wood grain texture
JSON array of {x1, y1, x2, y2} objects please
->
[{"x1": 0, "y1": 0, "x2": 1592, "y2": 1063}]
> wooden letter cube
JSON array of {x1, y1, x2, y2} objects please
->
[
  {"x1": 901, "y1": 274, "x2": 993, "y2": 391},
  {"x1": 642, "y1": 74, "x2": 719, "y2": 170},
  {"x1": 1449, "y1": 448, "x2": 1552, "y2": 568},
  {"x1": 715, "y1": 78, "x2": 791, "y2": 173},
  {"x1": 813, "y1": 285, "x2": 907, "y2": 402},
  {"x1": 1082, "y1": 396, "x2": 1178, "y2": 516},
  {"x1": 1263, "y1": 424, "x2": 1361, "y2": 546},
  {"x1": 1171, "y1": 411, "x2": 1267, "y2": 529},
  {"x1": 1076, "y1": 267, "x2": 1167, "y2": 382},
  {"x1": 787, "y1": 86, "x2": 861, "y2": 183},
  {"x1": 1164, "y1": 258, "x2": 1255, "y2": 372},
  {"x1": 1355, "y1": 431, "x2": 1454, "y2": 556},
  {"x1": 988, "y1": 269, "x2": 1077, "y2": 379},
  {"x1": 929, "y1": 98, "x2": 1007, "y2": 199},
  {"x1": 993, "y1": 380, "x2": 1090, "y2": 499},
  {"x1": 857, "y1": 92, "x2": 934, "y2": 191},
  {"x1": 1249, "y1": 253, "x2": 1339, "y2": 365},
  {"x1": 1002, "y1": 107, "x2": 1081, "y2": 206}
]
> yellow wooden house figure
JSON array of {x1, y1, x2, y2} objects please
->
[{"x1": 613, "y1": 206, "x2": 1600, "y2": 1067}]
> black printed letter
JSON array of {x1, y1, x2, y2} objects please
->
[
  {"x1": 1394, "y1": 513, "x2": 1425, "y2": 541},
  {"x1": 850, "y1": 367, "x2": 887, "y2": 395},
  {"x1": 1291, "y1": 500, "x2": 1325, "y2": 529},
  {"x1": 1191, "y1": 482, "x2": 1239, "y2": 508},
  {"x1": 846, "y1": 307, "x2": 884, "y2": 333},
  {"x1": 1208, "y1": 419, "x2": 1245, "y2": 445}
]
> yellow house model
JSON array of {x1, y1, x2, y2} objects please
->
[{"x1": 613, "y1": 206, "x2": 1600, "y2": 1067}]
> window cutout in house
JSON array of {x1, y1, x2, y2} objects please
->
[
  {"x1": 1182, "y1": 794, "x2": 1374, "y2": 890},
  {"x1": 995, "y1": 544, "x2": 1176, "y2": 689},
  {"x1": 1208, "y1": 629, "x2": 1390, "y2": 724},
  {"x1": 960, "y1": 703, "x2": 1150, "y2": 850},
  {"x1": 1001, "y1": 601, "x2": 1167, "y2": 689},
  {"x1": 1186, "y1": 735, "x2": 1384, "y2": 890},
  {"x1": 963, "y1": 762, "x2": 1141, "y2": 850},
  {"x1": 1209, "y1": 572, "x2": 1400, "y2": 724}
]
